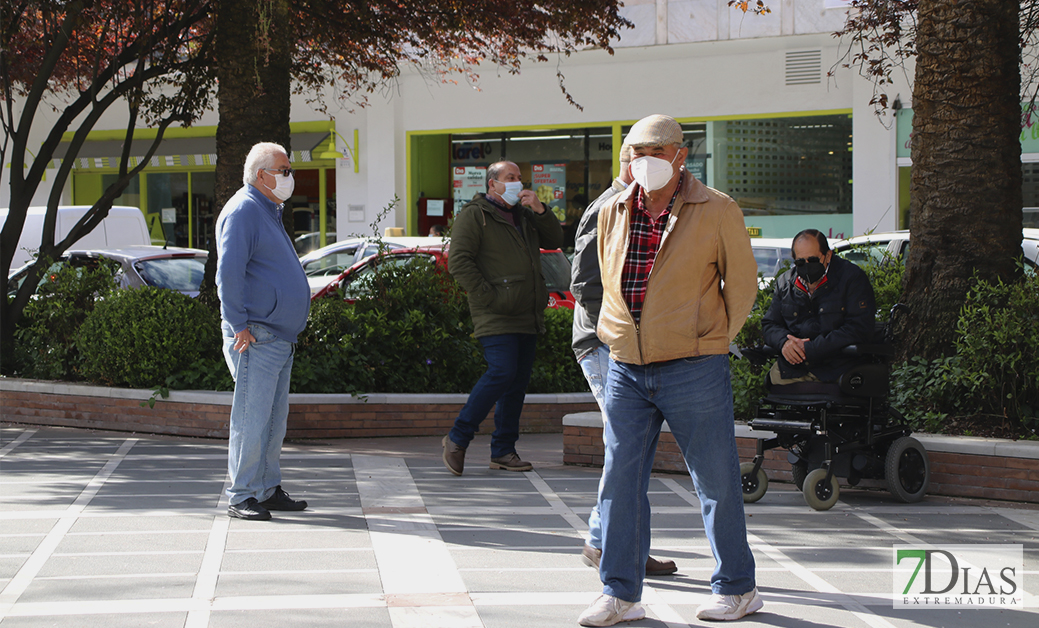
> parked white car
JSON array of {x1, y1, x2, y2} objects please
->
[
  {"x1": 0, "y1": 205, "x2": 151, "y2": 269},
  {"x1": 749, "y1": 238, "x2": 794, "y2": 287},
  {"x1": 293, "y1": 231, "x2": 336, "y2": 257},
  {"x1": 299, "y1": 236, "x2": 448, "y2": 294},
  {"x1": 833, "y1": 229, "x2": 1039, "y2": 272}
]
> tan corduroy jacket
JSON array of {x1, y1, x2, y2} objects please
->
[{"x1": 596, "y1": 172, "x2": 758, "y2": 365}]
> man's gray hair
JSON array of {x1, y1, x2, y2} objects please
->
[
  {"x1": 486, "y1": 161, "x2": 508, "y2": 192},
  {"x1": 243, "y1": 142, "x2": 288, "y2": 186}
]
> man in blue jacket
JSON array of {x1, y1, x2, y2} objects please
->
[
  {"x1": 762, "y1": 229, "x2": 876, "y2": 385},
  {"x1": 216, "y1": 142, "x2": 312, "y2": 521}
]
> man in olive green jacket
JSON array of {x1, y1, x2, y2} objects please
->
[{"x1": 442, "y1": 160, "x2": 563, "y2": 475}]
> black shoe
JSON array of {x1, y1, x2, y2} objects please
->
[
  {"x1": 258, "y1": 485, "x2": 307, "y2": 511},
  {"x1": 228, "y1": 497, "x2": 272, "y2": 521}
]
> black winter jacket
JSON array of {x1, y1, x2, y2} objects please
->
[
  {"x1": 570, "y1": 180, "x2": 625, "y2": 360},
  {"x1": 761, "y1": 255, "x2": 876, "y2": 382}
]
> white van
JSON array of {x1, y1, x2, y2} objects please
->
[{"x1": 1, "y1": 205, "x2": 151, "y2": 269}]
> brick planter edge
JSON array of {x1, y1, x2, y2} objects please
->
[
  {"x1": 562, "y1": 412, "x2": 1039, "y2": 505},
  {"x1": 0, "y1": 378, "x2": 598, "y2": 440}
]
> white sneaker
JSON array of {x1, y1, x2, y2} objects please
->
[
  {"x1": 578, "y1": 594, "x2": 646, "y2": 626},
  {"x1": 695, "y1": 588, "x2": 763, "y2": 621}
]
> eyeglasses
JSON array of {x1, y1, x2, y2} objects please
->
[
  {"x1": 794, "y1": 256, "x2": 822, "y2": 267},
  {"x1": 263, "y1": 167, "x2": 294, "y2": 177}
]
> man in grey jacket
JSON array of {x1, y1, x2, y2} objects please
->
[{"x1": 571, "y1": 145, "x2": 676, "y2": 578}]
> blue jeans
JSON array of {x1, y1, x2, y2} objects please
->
[
  {"x1": 578, "y1": 343, "x2": 611, "y2": 549},
  {"x1": 449, "y1": 333, "x2": 537, "y2": 459},
  {"x1": 222, "y1": 322, "x2": 294, "y2": 506},
  {"x1": 599, "y1": 354, "x2": 756, "y2": 602}
]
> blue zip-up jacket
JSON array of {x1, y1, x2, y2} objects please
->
[{"x1": 216, "y1": 184, "x2": 310, "y2": 342}]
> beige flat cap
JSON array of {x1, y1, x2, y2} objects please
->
[
  {"x1": 624, "y1": 114, "x2": 684, "y2": 147},
  {"x1": 619, "y1": 143, "x2": 633, "y2": 163}
]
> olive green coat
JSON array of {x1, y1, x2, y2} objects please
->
[{"x1": 448, "y1": 194, "x2": 564, "y2": 338}]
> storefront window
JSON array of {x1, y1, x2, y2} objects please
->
[
  {"x1": 620, "y1": 115, "x2": 853, "y2": 239},
  {"x1": 714, "y1": 116, "x2": 852, "y2": 215},
  {"x1": 900, "y1": 161, "x2": 1039, "y2": 230},
  {"x1": 101, "y1": 173, "x2": 142, "y2": 210},
  {"x1": 190, "y1": 172, "x2": 217, "y2": 250},
  {"x1": 146, "y1": 172, "x2": 189, "y2": 246},
  {"x1": 1022, "y1": 161, "x2": 1039, "y2": 228},
  {"x1": 286, "y1": 168, "x2": 336, "y2": 253},
  {"x1": 449, "y1": 127, "x2": 613, "y2": 252}
]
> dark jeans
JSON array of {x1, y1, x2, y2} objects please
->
[{"x1": 448, "y1": 333, "x2": 538, "y2": 459}]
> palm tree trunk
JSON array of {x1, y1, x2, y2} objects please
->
[
  {"x1": 199, "y1": 0, "x2": 293, "y2": 308},
  {"x1": 900, "y1": 0, "x2": 1023, "y2": 360}
]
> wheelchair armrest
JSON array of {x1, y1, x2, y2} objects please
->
[
  {"x1": 841, "y1": 343, "x2": 895, "y2": 358},
  {"x1": 740, "y1": 345, "x2": 778, "y2": 366}
]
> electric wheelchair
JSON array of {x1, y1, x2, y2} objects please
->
[{"x1": 738, "y1": 305, "x2": 930, "y2": 510}]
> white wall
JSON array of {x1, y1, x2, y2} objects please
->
[
  {"x1": 850, "y1": 65, "x2": 913, "y2": 237},
  {"x1": 4, "y1": 0, "x2": 901, "y2": 239}
]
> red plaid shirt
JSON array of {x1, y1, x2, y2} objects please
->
[{"x1": 621, "y1": 173, "x2": 684, "y2": 323}]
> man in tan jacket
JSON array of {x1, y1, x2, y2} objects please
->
[{"x1": 578, "y1": 115, "x2": 761, "y2": 627}]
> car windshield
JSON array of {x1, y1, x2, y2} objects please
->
[
  {"x1": 540, "y1": 251, "x2": 571, "y2": 292},
  {"x1": 838, "y1": 241, "x2": 893, "y2": 268},
  {"x1": 752, "y1": 247, "x2": 786, "y2": 278},
  {"x1": 134, "y1": 257, "x2": 206, "y2": 292},
  {"x1": 304, "y1": 247, "x2": 359, "y2": 277}
]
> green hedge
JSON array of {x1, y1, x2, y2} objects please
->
[
  {"x1": 77, "y1": 287, "x2": 229, "y2": 390},
  {"x1": 291, "y1": 256, "x2": 584, "y2": 394},
  {"x1": 22, "y1": 243, "x2": 1035, "y2": 437},
  {"x1": 10, "y1": 258, "x2": 119, "y2": 380},
  {"x1": 890, "y1": 269, "x2": 1039, "y2": 433}
]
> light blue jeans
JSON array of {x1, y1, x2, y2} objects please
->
[
  {"x1": 222, "y1": 322, "x2": 294, "y2": 506},
  {"x1": 599, "y1": 354, "x2": 756, "y2": 602},
  {"x1": 577, "y1": 343, "x2": 611, "y2": 549}
]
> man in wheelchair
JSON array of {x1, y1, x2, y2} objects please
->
[
  {"x1": 742, "y1": 229, "x2": 930, "y2": 510},
  {"x1": 762, "y1": 229, "x2": 875, "y2": 386}
]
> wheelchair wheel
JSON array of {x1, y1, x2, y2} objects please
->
[
  {"x1": 885, "y1": 436, "x2": 930, "y2": 503},
  {"x1": 740, "y1": 462, "x2": 768, "y2": 503},
  {"x1": 791, "y1": 462, "x2": 808, "y2": 491},
  {"x1": 803, "y1": 468, "x2": 839, "y2": 510}
]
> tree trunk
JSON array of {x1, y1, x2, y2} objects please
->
[
  {"x1": 899, "y1": 0, "x2": 1023, "y2": 360},
  {"x1": 199, "y1": 0, "x2": 293, "y2": 308}
]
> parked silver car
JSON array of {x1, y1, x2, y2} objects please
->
[{"x1": 7, "y1": 246, "x2": 208, "y2": 298}]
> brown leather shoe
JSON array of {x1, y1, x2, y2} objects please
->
[
  {"x1": 581, "y1": 544, "x2": 601, "y2": 568},
  {"x1": 581, "y1": 544, "x2": 677, "y2": 576},
  {"x1": 442, "y1": 435, "x2": 466, "y2": 476},
  {"x1": 646, "y1": 555, "x2": 678, "y2": 576},
  {"x1": 489, "y1": 452, "x2": 533, "y2": 471}
]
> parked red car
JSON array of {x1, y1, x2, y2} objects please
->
[{"x1": 311, "y1": 243, "x2": 575, "y2": 309}]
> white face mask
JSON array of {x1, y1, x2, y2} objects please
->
[
  {"x1": 497, "y1": 180, "x2": 523, "y2": 206},
  {"x1": 630, "y1": 150, "x2": 681, "y2": 191},
  {"x1": 264, "y1": 171, "x2": 295, "y2": 202}
]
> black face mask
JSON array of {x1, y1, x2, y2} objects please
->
[{"x1": 794, "y1": 256, "x2": 827, "y2": 284}]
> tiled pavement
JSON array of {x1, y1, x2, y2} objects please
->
[{"x1": 1, "y1": 425, "x2": 1037, "y2": 627}]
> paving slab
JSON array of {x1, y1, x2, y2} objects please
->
[{"x1": 1, "y1": 425, "x2": 1037, "y2": 627}]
